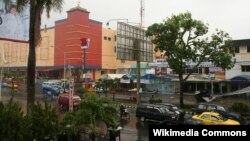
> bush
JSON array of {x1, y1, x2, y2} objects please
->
[
  {"x1": 149, "y1": 98, "x2": 162, "y2": 104},
  {"x1": 0, "y1": 100, "x2": 26, "y2": 141},
  {"x1": 76, "y1": 87, "x2": 87, "y2": 97},
  {"x1": 230, "y1": 102, "x2": 250, "y2": 114},
  {"x1": 0, "y1": 100, "x2": 59, "y2": 140}
]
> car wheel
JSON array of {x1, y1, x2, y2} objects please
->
[{"x1": 0, "y1": 16, "x2": 2, "y2": 25}]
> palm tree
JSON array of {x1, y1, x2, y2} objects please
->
[
  {"x1": 16, "y1": 0, "x2": 64, "y2": 115},
  {"x1": 62, "y1": 94, "x2": 119, "y2": 141}
]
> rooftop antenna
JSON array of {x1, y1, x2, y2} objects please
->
[{"x1": 77, "y1": 1, "x2": 80, "y2": 7}]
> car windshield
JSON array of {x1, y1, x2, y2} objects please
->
[
  {"x1": 160, "y1": 107, "x2": 168, "y2": 113},
  {"x1": 218, "y1": 115, "x2": 227, "y2": 121},
  {"x1": 172, "y1": 106, "x2": 178, "y2": 110}
]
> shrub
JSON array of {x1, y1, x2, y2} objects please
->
[
  {"x1": 75, "y1": 87, "x2": 87, "y2": 98},
  {"x1": 230, "y1": 102, "x2": 250, "y2": 114},
  {"x1": 149, "y1": 98, "x2": 162, "y2": 104}
]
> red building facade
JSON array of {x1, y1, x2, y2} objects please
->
[{"x1": 54, "y1": 6, "x2": 102, "y2": 80}]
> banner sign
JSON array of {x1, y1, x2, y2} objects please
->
[{"x1": 0, "y1": 0, "x2": 30, "y2": 41}]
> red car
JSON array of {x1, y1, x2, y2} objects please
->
[{"x1": 58, "y1": 93, "x2": 81, "y2": 110}]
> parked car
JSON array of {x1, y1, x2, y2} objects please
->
[
  {"x1": 42, "y1": 86, "x2": 60, "y2": 96},
  {"x1": 0, "y1": 82, "x2": 8, "y2": 88},
  {"x1": 58, "y1": 93, "x2": 81, "y2": 110},
  {"x1": 183, "y1": 113, "x2": 203, "y2": 125},
  {"x1": 192, "y1": 112, "x2": 240, "y2": 125},
  {"x1": 136, "y1": 103, "x2": 179, "y2": 123},
  {"x1": 158, "y1": 103, "x2": 184, "y2": 119},
  {"x1": 195, "y1": 103, "x2": 241, "y2": 121}
]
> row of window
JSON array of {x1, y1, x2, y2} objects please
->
[
  {"x1": 241, "y1": 65, "x2": 250, "y2": 72},
  {"x1": 234, "y1": 45, "x2": 250, "y2": 53},
  {"x1": 104, "y1": 36, "x2": 116, "y2": 41}
]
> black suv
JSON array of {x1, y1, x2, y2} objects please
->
[
  {"x1": 158, "y1": 103, "x2": 184, "y2": 115},
  {"x1": 136, "y1": 104, "x2": 179, "y2": 123},
  {"x1": 195, "y1": 103, "x2": 240, "y2": 120}
]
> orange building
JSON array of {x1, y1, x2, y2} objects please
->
[
  {"x1": 0, "y1": 5, "x2": 152, "y2": 81},
  {"x1": 53, "y1": 6, "x2": 102, "y2": 81}
]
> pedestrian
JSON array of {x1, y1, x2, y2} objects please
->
[{"x1": 120, "y1": 104, "x2": 125, "y2": 118}]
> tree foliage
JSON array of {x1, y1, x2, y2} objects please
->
[{"x1": 146, "y1": 12, "x2": 235, "y2": 107}]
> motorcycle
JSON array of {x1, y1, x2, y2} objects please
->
[{"x1": 121, "y1": 108, "x2": 130, "y2": 120}]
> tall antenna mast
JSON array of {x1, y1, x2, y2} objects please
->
[{"x1": 140, "y1": 0, "x2": 145, "y2": 28}]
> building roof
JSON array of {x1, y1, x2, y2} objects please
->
[{"x1": 233, "y1": 39, "x2": 250, "y2": 46}]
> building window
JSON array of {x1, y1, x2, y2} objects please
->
[
  {"x1": 114, "y1": 46, "x2": 116, "y2": 52},
  {"x1": 185, "y1": 68, "x2": 202, "y2": 74},
  {"x1": 235, "y1": 46, "x2": 239, "y2": 53},
  {"x1": 104, "y1": 36, "x2": 107, "y2": 40},
  {"x1": 247, "y1": 45, "x2": 250, "y2": 52},
  {"x1": 241, "y1": 65, "x2": 250, "y2": 72},
  {"x1": 108, "y1": 37, "x2": 111, "y2": 41},
  {"x1": 114, "y1": 35, "x2": 117, "y2": 41}
]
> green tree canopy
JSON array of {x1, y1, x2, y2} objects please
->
[{"x1": 146, "y1": 12, "x2": 235, "y2": 108}]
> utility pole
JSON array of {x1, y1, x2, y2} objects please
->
[{"x1": 136, "y1": 0, "x2": 145, "y2": 104}]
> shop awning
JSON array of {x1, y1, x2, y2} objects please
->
[
  {"x1": 230, "y1": 75, "x2": 250, "y2": 83},
  {"x1": 100, "y1": 74, "x2": 125, "y2": 80}
]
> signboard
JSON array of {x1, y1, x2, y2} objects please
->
[
  {"x1": 0, "y1": 0, "x2": 30, "y2": 41},
  {"x1": 116, "y1": 22, "x2": 153, "y2": 62},
  {"x1": 209, "y1": 67, "x2": 223, "y2": 72},
  {"x1": 69, "y1": 78, "x2": 74, "y2": 112},
  {"x1": 81, "y1": 38, "x2": 90, "y2": 49}
]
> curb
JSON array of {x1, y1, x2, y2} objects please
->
[{"x1": 112, "y1": 103, "x2": 137, "y2": 109}]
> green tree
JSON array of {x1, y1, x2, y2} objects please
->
[
  {"x1": 62, "y1": 94, "x2": 119, "y2": 141},
  {"x1": 146, "y1": 12, "x2": 235, "y2": 108},
  {"x1": 16, "y1": 0, "x2": 64, "y2": 115}
]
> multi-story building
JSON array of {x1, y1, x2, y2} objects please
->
[
  {"x1": 226, "y1": 39, "x2": 250, "y2": 90},
  {"x1": 0, "y1": 5, "x2": 149, "y2": 82}
]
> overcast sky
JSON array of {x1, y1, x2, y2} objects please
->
[{"x1": 42, "y1": 0, "x2": 250, "y2": 40}]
